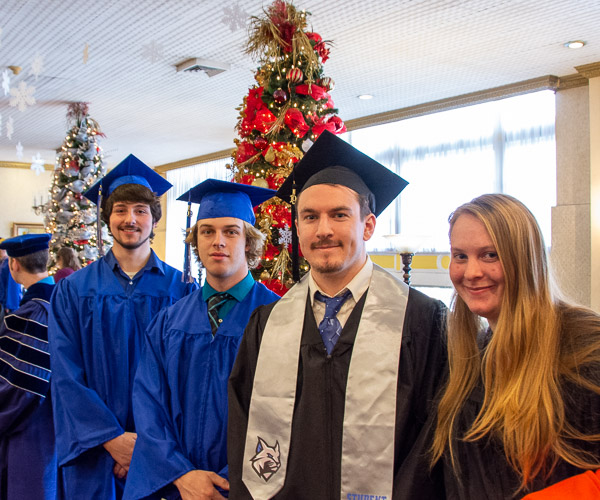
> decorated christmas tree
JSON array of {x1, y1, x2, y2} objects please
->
[
  {"x1": 229, "y1": 0, "x2": 346, "y2": 295},
  {"x1": 44, "y1": 102, "x2": 111, "y2": 272}
]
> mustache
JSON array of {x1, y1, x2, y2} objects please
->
[
  {"x1": 118, "y1": 225, "x2": 140, "y2": 231},
  {"x1": 311, "y1": 239, "x2": 341, "y2": 250}
]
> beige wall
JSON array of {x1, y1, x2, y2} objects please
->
[{"x1": 0, "y1": 167, "x2": 52, "y2": 238}]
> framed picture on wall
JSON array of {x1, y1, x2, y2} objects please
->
[{"x1": 12, "y1": 223, "x2": 46, "y2": 237}]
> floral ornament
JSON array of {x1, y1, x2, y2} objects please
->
[
  {"x1": 307, "y1": 32, "x2": 331, "y2": 62},
  {"x1": 284, "y1": 108, "x2": 310, "y2": 138}
]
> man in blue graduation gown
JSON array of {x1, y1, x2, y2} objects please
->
[
  {"x1": 123, "y1": 180, "x2": 279, "y2": 500},
  {"x1": 0, "y1": 233, "x2": 57, "y2": 499},
  {"x1": 49, "y1": 155, "x2": 197, "y2": 499}
]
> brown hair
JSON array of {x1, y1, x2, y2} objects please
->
[{"x1": 57, "y1": 246, "x2": 82, "y2": 271}]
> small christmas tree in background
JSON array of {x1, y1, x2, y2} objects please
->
[
  {"x1": 228, "y1": 0, "x2": 346, "y2": 295},
  {"x1": 44, "y1": 102, "x2": 112, "y2": 272}
]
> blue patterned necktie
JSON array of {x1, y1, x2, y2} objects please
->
[
  {"x1": 207, "y1": 292, "x2": 231, "y2": 335},
  {"x1": 314, "y1": 290, "x2": 353, "y2": 354}
]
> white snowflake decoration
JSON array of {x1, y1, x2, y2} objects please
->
[
  {"x1": 6, "y1": 116, "x2": 14, "y2": 140},
  {"x1": 279, "y1": 224, "x2": 292, "y2": 247},
  {"x1": 31, "y1": 153, "x2": 45, "y2": 175},
  {"x1": 2, "y1": 70, "x2": 10, "y2": 96},
  {"x1": 222, "y1": 3, "x2": 248, "y2": 32},
  {"x1": 9, "y1": 81, "x2": 36, "y2": 112},
  {"x1": 141, "y1": 40, "x2": 164, "y2": 64},
  {"x1": 30, "y1": 53, "x2": 44, "y2": 80},
  {"x1": 16, "y1": 142, "x2": 23, "y2": 160}
]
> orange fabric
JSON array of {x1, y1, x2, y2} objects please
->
[{"x1": 522, "y1": 470, "x2": 600, "y2": 499}]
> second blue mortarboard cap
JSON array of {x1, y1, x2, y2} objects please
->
[
  {"x1": 0, "y1": 233, "x2": 51, "y2": 257},
  {"x1": 177, "y1": 179, "x2": 276, "y2": 225},
  {"x1": 83, "y1": 154, "x2": 172, "y2": 203}
]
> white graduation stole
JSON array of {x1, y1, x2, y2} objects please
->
[{"x1": 242, "y1": 265, "x2": 409, "y2": 499}]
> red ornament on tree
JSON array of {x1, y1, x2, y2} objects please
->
[
  {"x1": 286, "y1": 67, "x2": 303, "y2": 83},
  {"x1": 273, "y1": 89, "x2": 288, "y2": 105},
  {"x1": 254, "y1": 136, "x2": 268, "y2": 150}
]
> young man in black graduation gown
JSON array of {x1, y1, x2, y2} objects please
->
[{"x1": 228, "y1": 131, "x2": 447, "y2": 500}]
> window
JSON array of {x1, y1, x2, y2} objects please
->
[{"x1": 345, "y1": 90, "x2": 556, "y2": 253}]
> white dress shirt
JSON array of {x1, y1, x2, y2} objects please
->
[{"x1": 308, "y1": 257, "x2": 373, "y2": 328}]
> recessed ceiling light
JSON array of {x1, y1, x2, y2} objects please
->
[
  {"x1": 358, "y1": 94, "x2": 373, "y2": 100},
  {"x1": 564, "y1": 40, "x2": 585, "y2": 49}
]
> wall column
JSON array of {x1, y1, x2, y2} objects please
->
[{"x1": 553, "y1": 63, "x2": 600, "y2": 310}]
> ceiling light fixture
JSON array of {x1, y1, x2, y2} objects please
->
[
  {"x1": 564, "y1": 40, "x2": 585, "y2": 49},
  {"x1": 175, "y1": 58, "x2": 230, "y2": 77},
  {"x1": 358, "y1": 94, "x2": 373, "y2": 100}
]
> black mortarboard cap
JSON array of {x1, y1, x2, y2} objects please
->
[{"x1": 276, "y1": 130, "x2": 408, "y2": 216}]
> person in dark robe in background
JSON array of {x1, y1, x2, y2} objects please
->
[
  {"x1": 228, "y1": 131, "x2": 447, "y2": 500},
  {"x1": 48, "y1": 155, "x2": 197, "y2": 499},
  {"x1": 53, "y1": 246, "x2": 82, "y2": 283},
  {"x1": 0, "y1": 233, "x2": 57, "y2": 499},
  {"x1": 124, "y1": 180, "x2": 278, "y2": 500},
  {"x1": 431, "y1": 194, "x2": 600, "y2": 499}
]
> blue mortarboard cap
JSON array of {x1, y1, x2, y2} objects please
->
[
  {"x1": 83, "y1": 154, "x2": 172, "y2": 203},
  {"x1": 177, "y1": 179, "x2": 276, "y2": 225},
  {"x1": 0, "y1": 233, "x2": 51, "y2": 257}
]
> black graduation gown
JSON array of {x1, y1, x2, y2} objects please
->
[
  {"x1": 443, "y1": 370, "x2": 600, "y2": 499},
  {"x1": 228, "y1": 287, "x2": 447, "y2": 500}
]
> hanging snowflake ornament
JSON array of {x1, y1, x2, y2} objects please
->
[
  {"x1": 2, "y1": 70, "x2": 10, "y2": 96},
  {"x1": 83, "y1": 43, "x2": 89, "y2": 64},
  {"x1": 222, "y1": 2, "x2": 248, "y2": 32},
  {"x1": 141, "y1": 40, "x2": 164, "y2": 64},
  {"x1": 6, "y1": 116, "x2": 14, "y2": 140},
  {"x1": 31, "y1": 153, "x2": 45, "y2": 175},
  {"x1": 30, "y1": 53, "x2": 44, "y2": 80},
  {"x1": 16, "y1": 142, "x2": 23, "y2": 160},
  {"x1": 9, "y1": 81, "x2": 36, "y2": 112},
  {"x1": 279, "y1": 224, "x2": 293, "y2": 247}
]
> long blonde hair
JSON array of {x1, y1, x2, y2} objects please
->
[{"x1": 432, "y1": 193, "x2": 600, "y2": 488}]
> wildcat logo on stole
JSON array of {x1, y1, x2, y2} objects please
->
[{"x1": 250, "y1": 436, "x2": 281, "y2": 482}]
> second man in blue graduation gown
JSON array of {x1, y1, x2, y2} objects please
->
[
  {"x1": 124, "y1": 179, "x2": 278, "y2": 500},
  {"x1": 49, "y1": 156, "x2": 197, "y2": 499}
]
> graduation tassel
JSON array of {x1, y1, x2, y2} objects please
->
[
  {"x1": 290, "y1": 180, "x2": 300, "y2": 283},
  {"x1": 96, "y1": 184, "x2": 104, "y2": 257},
  {"x1": 182, "y1": 197, "x2": 194, "y2": 283}
]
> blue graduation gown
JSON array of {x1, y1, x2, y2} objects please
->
[
  {"x1": 48, "y1": 251, "x2": 197, "y2": 500},
  {"x1": 0, "y1": 281, "x2": 56, "y2": 500},
  {"x1": 0, "y1": 259, "x2": 23, "y2": 312},
  {"x1": 123, "y1": 281, "x2": 278, "y2": 500}
]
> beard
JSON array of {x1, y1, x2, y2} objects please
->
[
  {"x1": 111, "y1": 226, "x2": 152, "y2": 250},
  {"x1": 308, "y1": 238, "x2": 344, "y2": 274}
]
